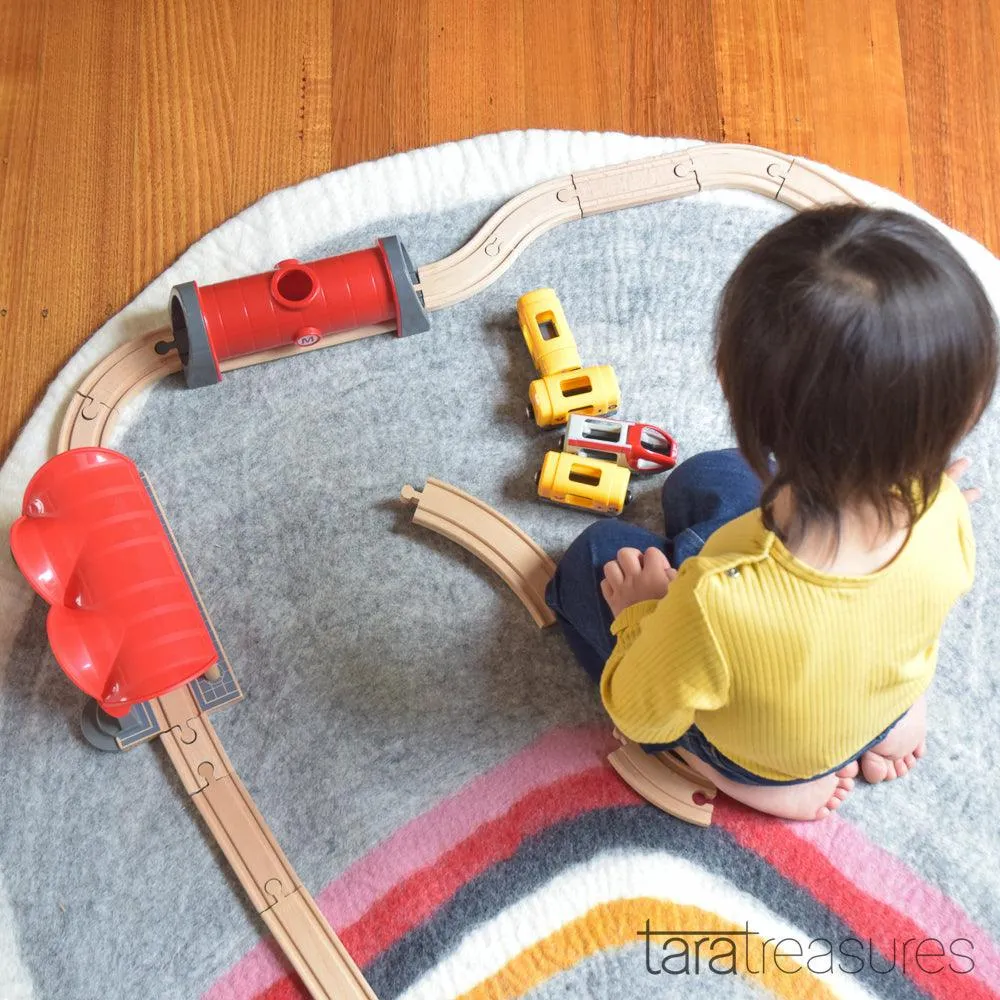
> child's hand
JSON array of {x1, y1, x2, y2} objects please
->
[
  {"x1": 947, "y1": 457, "x2": 982, "y2": 505},
  {"x1": 601, "y1": 546, "x2": 677, "y2": 619}
]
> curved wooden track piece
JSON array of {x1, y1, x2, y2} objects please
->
[
  {"x1": 60, "y1": 143, "x2": 864, "y2": 450},
  {"x1": 58, "y1": 321, "x2": 395, "y2": 449},
  {"x1": 607, "y1": 734, "x2": 716, "y2": 827},
  {"x1": 59, "y1": 329, "x2": 181, "y2": 451},
  {"x1": 416, "y1": 143, "x2": 863, "y2": 309},
  {"x1": 401, "y1": 478, "x2": 556, "y2": 628}
]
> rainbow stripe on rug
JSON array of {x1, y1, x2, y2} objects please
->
[{"x1": 203, "y1": 726, "x2": 1000, "y2": 1000}]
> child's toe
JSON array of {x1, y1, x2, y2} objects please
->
[{"x1": 860, "y1": 751, "x2": 888, "y2": 783}]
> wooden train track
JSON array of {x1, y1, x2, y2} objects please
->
[
  {"x1": 57, "y1": 321, "x2": 395, "y2": 451},
  {"x1": 401, "y1": 478, "x2": 557, "y2": 628},
  {"x1": 58, "y1": 143, "x2": 861, "y2": 451},
  {"x1": 607, "y1": 732, "x2": 717, "y2": 827},
  {"x1": 51, "y1": 143, "x2": 869, "y2": 999},
  {"x1": 415, "y1": 145, "x2": 860, "y2": 309},
  {"x1": 154, "y1": 687, "x2": 376, "y2": 999}
]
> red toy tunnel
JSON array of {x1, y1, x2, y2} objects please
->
[
  {"x1": 164, "y1": 235, "x2": 430, "y2": 388},
  {"x1": 10, "y1": 448, "x2": 218, "y2": 717}
]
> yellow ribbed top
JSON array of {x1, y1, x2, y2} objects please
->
[{"x1": 600, "y1": 476, "x2": 975, "y2": 780}]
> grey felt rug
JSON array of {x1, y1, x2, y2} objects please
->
[{"x1": 1, "y1": 132, "x2": 998, "y2": 1000}]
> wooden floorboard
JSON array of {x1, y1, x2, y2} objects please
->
[{"x1": 1, "y1": 0, "x2": 998, "y2": 459}]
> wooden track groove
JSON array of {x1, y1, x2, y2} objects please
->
[{"x1": 607, "y1": 740, "x2": 716, "y2": 827}]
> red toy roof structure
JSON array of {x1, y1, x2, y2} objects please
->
[{"x1": 10, "y1": 448, "x2": 217, "y2": 716}]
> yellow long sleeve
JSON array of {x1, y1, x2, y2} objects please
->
[
  {"x1": 601, "y1": 576, "x2": 729, "y2": 745},
  {"x1": 598, "y1": 475, "x2": 976, "y2": 781}
]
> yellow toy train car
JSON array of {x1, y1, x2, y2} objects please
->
[
  {"x1": 517, "y1": 287, "x2": 582, "y2": 376},
  {"x1": 528, "y1": 365, "x2": 621, "y2": 428},
  {"x1": 536, "y1": 451, "x2": 632, "y2": 516}
]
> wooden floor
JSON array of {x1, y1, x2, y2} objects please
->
[{"x1": 1, "y1": 0, "x2": 999, "y2": 460}]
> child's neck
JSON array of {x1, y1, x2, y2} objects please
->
[{"x1": 771, "y1": 486, "x2": 909, "y2": 575}]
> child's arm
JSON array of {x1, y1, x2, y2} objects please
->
[{"x1": 599, "y1": 559, "x2": 730, "y2": 745}]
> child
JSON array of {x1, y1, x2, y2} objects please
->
[{"x1": 545, "y1": 205, "x2": 997, "y2": 821}]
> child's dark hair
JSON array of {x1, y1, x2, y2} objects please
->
[{"x1": 715, "y1": 205, "x2": 998, "y2": 538}]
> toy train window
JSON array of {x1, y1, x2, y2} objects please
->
[
  {"x1": 578, "y1": 421, "x2": 621, "y2": 444},
  {"x1": 640, "y1": 427, "x2": 674, "y2": 455},
  {"x1": 538, "y1": 314, "x2": 560, "y2": 341},
  {"x1": 567, "y1": 463, "x2": 603, "y2": 487},
  {"x1": 560, "y1": 373, "x2": 593, "y2": 397}
]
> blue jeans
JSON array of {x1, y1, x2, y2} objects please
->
[
  {"x1": 545, "y1": 448, "x2": 761, "y2": 685},
  {"x1": 544, "y1": 448, "x2": 900, "y2": 786}
]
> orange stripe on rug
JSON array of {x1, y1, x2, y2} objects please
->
[{"x1": 455, "y1": 897, "x2": 842, "y2": 1000}]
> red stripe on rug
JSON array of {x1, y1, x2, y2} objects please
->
[
  {"x1": 714, "y1": 799, "x2": 998, "y2": 1000},
  {"x1": 206, "y1": 723, "x2": 998, "y2": 1000},
  {"x1": 790, "y1": 813, "x2": 1000, "y2": 989},
  {"x1": 342, "y1": 767, "x2": 634, "y2": 968},
  {"x1": 256, "y1": 766, "x2": 637, "y2": 1000}
]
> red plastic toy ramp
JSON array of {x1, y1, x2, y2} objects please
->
[{"x1": 10, "y1": 448, "x2": 217, "y2": 716}]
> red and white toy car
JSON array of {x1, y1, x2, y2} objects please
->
[{"x1": 563, "y1": 414, "x2": 678, "y2": 473}]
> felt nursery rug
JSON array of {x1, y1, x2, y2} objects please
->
[{"x1": 1, "y1": 131, "x2": 999, "y2": 1000}]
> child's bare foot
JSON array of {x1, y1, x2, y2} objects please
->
[
  {"x1": 858, "y1": 695, "x2": 927, "y2": 784},
  {"x1": 674, "y1": 751, "x2": 858, "y2": 822},
  {"x1": 860, "y1": 744, "x2": 924, "y2": 782}
]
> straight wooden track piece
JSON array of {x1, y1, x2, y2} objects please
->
[
  {"x1": 401, "y1": 478, "x2": 557, "y2": 627},
  {"x1": 566, "y1": 149, "x2": 700, "y2": 215},
  {"x1": 607, "y1": 734, "x2": 716, "y2": 827},
  {"x1": 263, "y1": 887, "x2": 376, "y2": 1000},
  {"x1": 155, "y1": 688, "x2": 376, "y2": 999}
]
